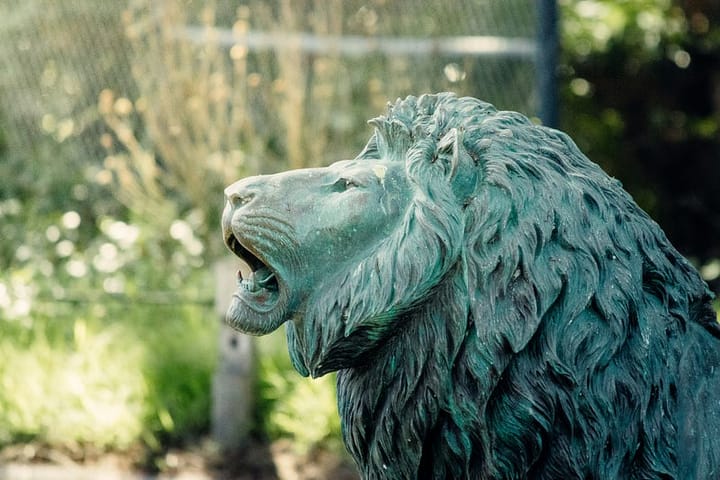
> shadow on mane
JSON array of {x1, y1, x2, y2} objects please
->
[{"x1": 223, "y1": 93, "x2": 720, "y2": 479}]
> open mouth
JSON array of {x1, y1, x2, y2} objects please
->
[{"x1": 225, "y1": 232, "x2": 280, "y2": 310}]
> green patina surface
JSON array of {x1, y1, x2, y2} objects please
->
[{"x1": 222, "y1": 93, "x2": 720, "y2": 479}]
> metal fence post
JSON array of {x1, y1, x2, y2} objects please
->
[
  {"x1": 212, "y1": 259, "x2": 254, "y2": 451},
  {"x1": 537, "y1": 0, "x2": 559, "y2": 128}
]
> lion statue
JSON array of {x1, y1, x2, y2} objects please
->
[{"x1": 221, "y1": 93, "x2": 720, "y2": 479}]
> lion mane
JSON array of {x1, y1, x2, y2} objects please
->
[{"x1": 243, "y1": 93, "x2": 720, "y2": 478}]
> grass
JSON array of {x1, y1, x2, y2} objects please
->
[
  {"x1": 0, "y1": 293, "x2": 217, "y2": 453},
  {"x1": 0, "y1": 320, "x2": 146, "y2": 449}
]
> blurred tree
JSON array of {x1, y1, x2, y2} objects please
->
[{"x1": 559, "y1": 0, "x2": 720, "y2": 291}]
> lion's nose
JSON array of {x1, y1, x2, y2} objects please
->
[
  {"x1": 222, "y1": 179, "x2": 258, "y2": 237},
  {"x1": 224, "y1": 180, "x2": 257, "y2": 209}
]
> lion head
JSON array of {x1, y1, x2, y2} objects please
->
[
  {"x1": 223, "y1": 93, "x2": 719, "y2": 478},
  {"x1": 222, "y1": 94, "x2": 490, "y2": 377}
]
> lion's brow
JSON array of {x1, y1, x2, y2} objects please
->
[{"x1": 334, "y1": 166, "x2": 384, "y2": 186}]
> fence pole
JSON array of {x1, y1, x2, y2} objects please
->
[
  {"x1": 212, "y1": 259, "x2": 254, "y2": 451},
  {"x1": 537, "y1": 0, "x2": 559, "y2": 127}
]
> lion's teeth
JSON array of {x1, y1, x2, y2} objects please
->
[
  {"x1": 255, "y1": 267, "x2": 276, "y2": 289},
  {"x1": 239, "y1": 267, "x2": 276, "y2": 293},
  {"x1": 247, "y1": 272, "x2": 260, "y2": 292}
]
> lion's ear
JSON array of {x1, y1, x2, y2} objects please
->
[
  {"x1": 355, "y1": 132, "x2": 381, "y2": 160},
  {"x1": 368, "y1": 117, "x2": 413, "y2": 162},
  {"x1": 437, "y1": 128, "x2": 478, "y2": 202}
]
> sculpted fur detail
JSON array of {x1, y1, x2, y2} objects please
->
[{"x1": 223, "y1": 93, "x2": 720, "y2": 479}]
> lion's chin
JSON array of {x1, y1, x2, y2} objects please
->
[
  {"x1": 225, "y1": 291, "x2": 288, "y2": 335},
  {"x1": 224, "y1": 270, "x2": 290, "y2": 335}
]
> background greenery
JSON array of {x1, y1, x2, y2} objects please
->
[
  {"x1": 0, "y1": 0, "x2": 717, "y2": 472},
  {"x1": 559, "y1": 0, "x2": 720, "y2": 286}
]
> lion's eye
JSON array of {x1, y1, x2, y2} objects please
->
[{"x1": 333, "y1": 177, "x2": 360, "y2": 192}]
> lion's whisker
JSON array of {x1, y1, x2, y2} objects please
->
[{"x1": 244, "y1": 212, "x2": 297, "y2": 233}]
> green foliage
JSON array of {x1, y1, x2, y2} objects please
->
[
  {"x1": 559, "y1": 0, "x2": 720, "y2": 286},
  {"x1": 561, "y1": 0, "x2": 686, "y2": 57},
  {"x1": 255, "y1": 332, "x2": 342, "y2": 454},
  {"x1": 0, "y1": 196, "x2": 217, "y2": 451},
  {"x1": 0, "y1": 320, "x2": 146, "y2": 448},
  {"x1": 141, "y1": 307, "x2": 218, "y2": 447},
  {"x1": 0, "y1": 299, "x2": 217, "y2": 451}
]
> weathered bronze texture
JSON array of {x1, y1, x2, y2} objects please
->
[{"x1": 222, "y1": 93, "x2": 720, "y2": 479}]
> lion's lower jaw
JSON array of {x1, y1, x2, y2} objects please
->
[{"x1": 224, "y1": 294, "x2": 288, "y2": 336}]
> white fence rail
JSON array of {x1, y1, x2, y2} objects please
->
[{"x1": 181, "y1": 27, "x2": 537, "y2": 58}]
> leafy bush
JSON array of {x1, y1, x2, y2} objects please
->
[
  {"x1": 140, "y1": 304, "x2": 218, "y2": 448},
  {"x1": 0, "y1": 202, "x2": 217, "y2": 452},
  {"x1": 0, "y1": 301, "x2": 217, "y2": 451},
  {"x1": 255, "y1": 331, "x2": 343, "y2": 454},
  {"x1": 560, "y1": 0, "x2": 720, "y2": 282}
]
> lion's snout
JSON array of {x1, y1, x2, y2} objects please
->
[
  {"x1": 222, "y1": 179, "x2": 253, "y2": 240},
  {"x1": 222, "y1": 176, "x2": 274, "y2": 231},
  {"x1": 224, "y1": 177, "x2": 261, "y2": 210}
]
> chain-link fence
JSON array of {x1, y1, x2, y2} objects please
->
[
  {"x1": 1, "y1": 0, "x2": 541, "y2": 180},
  {"x1": 0, "y1": 0, "x2": 547, "y2": 306}
]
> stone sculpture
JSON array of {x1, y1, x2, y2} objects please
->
[{"x1": 221, "y1": 93, "x2": 720, "y2": 479}]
